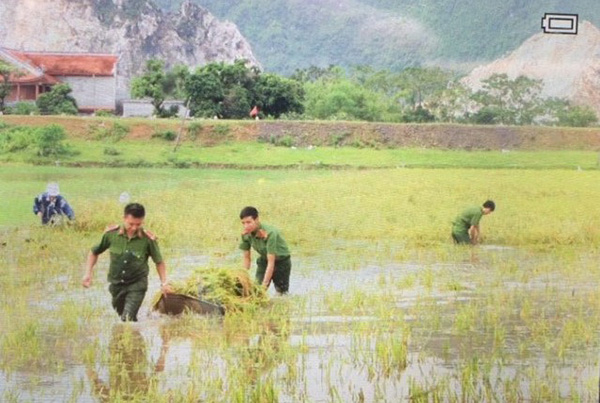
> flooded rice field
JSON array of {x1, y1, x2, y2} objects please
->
[
  {"x1": 2, "y1": 166, "x2": 600, "y2": 401},
  {"x1": 2, "y1": 244, "x2": 599, "y2": 402}
]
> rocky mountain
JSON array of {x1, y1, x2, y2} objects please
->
[
  {"x1": 0, "y1": 0, "x2": 258, "y2": 98},
  {"x1": 463, "y1": 21, "x2": 600, "y2": 117},
  {"x1": 158, "y1": 0, "x2": 600, "y2": 75}
]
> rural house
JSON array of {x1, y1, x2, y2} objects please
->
[{"x1": 0, "y1": 47, "x2": 119, "y2": 113}]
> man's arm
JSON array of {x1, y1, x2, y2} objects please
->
[
  {"x1": 155, "y1": 261, "x2": 173, "y2": 295},
  {"x1": 33, "y1": 197, "x2": 42, "y2": 218},
  {"x1": 262, "y1": 254, "x2": 276, "y2": 288},
  {"x1": 82, "y1": 251, "x2": 99, "y2": 287},
  {"x1": 60, "y1": 199, "x2": 75, "y2": 220},
  {"x1": 468, "y1": 225, "x2": 480, "y2": 245},
  {"x1": 243, "y1": 250, "x2": 252, "y2": 270}
]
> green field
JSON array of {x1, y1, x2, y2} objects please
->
[
  {"x1": 1, "y1": 161, "x2": 599, "y2": 401},
  {"x1": 4, "y1": 139, "x2": 600, "y2": 170}
]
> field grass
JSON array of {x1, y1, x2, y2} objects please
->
[
  {"x1": 1, "y1": 160, "x2": 599, "y2": 400},
  {"x1": 2, "y1": 139, "x2": 600, "y2": 170}
]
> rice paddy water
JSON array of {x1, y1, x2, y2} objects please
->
[{"x1": 1, "y1": 166, "x2": 599, "y2": 401}]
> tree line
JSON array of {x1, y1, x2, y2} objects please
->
[
  {"x1": 130, "y1": 60, "x2": 597, "y2": 127},
  {"x1": 0, "y1": 58, "x2": 597, "y2": 128}
]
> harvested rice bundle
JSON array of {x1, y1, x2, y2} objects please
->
[{"x1": 152, "y1": 267, "x2": 268, "y2": 314}]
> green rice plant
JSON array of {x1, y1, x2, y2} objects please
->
[{"x1": 374, "y1": 329, "x2": 410, "y2": 377}]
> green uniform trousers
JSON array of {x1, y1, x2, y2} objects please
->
[
  {"x1": 108, "y1": 277, "x2": 148, "y2": 322},
  {"x1": 256, "y1": 256, "x2": 292, "y2": 294},
  {"x1": 451, "y1": 229, "x2": 471, "y2": 244}
]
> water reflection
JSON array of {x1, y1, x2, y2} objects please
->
[{"x1": 86, "y1": 324, "x2": 169, "y2": 402}]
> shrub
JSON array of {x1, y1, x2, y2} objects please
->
[
  {"x1": 187, "y1": 121, "x2": 203, "y2": 140},
  {"x1": 5, "y1": 102, "x2": 39, "y2": 115},
  {"x1": 274, "y1": 135, "x2": 294, "y2": 147},
  {"x1": 103, "y1": 147, "x2": 121, "y2": 156},
  {"x1": 92, "y1": 121, "x2": 129, "y2": 142},
  {"x1": 0, "y1": 126, "x2": 35, "y2": 152},
  {"x1": 329, "y1": 132, "x2": 351, "y2": 147},
  {"x1": 36, "y1": 84, "x2": 78, "y2": 115},
  {"x1": 212, "y1": 124, "x2": 231, "y2": 136},
  {"x1": 158, "y1": 105, "x2": 180, "y2": 118},
  {"x1": 558, "y1": 106, "x2": 598, "y2": 127},
  {"x1": 95, "y1": 110, "x2": 114, "y2": 117},
  {"x1": 152, "y1": 129, "x2": 177, "y2": 141},
  {"x1": 34, "y1": 124, "x2": 69, "y2": 157},
  {"x1": 0, "y1": 124, "x2": 74, "y2": 157}
]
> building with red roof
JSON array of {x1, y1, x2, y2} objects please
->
[{"x1": 0, "y1": 47, "x2": 118, "y2": 113}]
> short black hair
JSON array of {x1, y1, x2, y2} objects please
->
[
  {"x1": 240, "y1": 206, "x2": 259, "y2": 219},
  {"x1": 483, "y1": 200, "x2": 495, "y2": 211},
  {"x1": 124, "y1": 203, "x2": 145, "y2": 218}
]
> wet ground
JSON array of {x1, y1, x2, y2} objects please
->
[{"x1": 2, "y1": 245, "x2": 599, "y2": 402}]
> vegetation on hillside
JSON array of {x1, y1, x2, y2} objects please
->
[{"x1": 155, "y1": 0, "x2": 600, "y2": 74}]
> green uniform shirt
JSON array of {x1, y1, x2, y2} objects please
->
[
  {"x1": 91, "y1": 226, "x2": 163, "y2": 285},
  {"x1": 452, "y1": 206, "x2": 483, "y2": 233},
  {"x1": 239, "y1": 223, "x2": 291, "y2": 259}
]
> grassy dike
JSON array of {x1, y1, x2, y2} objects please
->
[{"x1": 1, "y1": 115, "x2": 599, "y2": 170}]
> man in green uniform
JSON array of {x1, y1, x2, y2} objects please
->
[
  {"x1": 82, "y1": 203, "x2": 172, "y2": 321},
  {"x1": 452, "y1": 200, "x2": 496, "y2": 245},
  {"x1": 239, "y1": 206, "x2": 292, "y2": 294}
]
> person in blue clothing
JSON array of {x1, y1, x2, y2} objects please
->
[{"x1": 33, "y1": 182, "x2": 75, "y2": 225}]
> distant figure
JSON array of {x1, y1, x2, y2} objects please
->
[
  {"x1": 451, "y1": 200, "x2": 496, "y2": 245},
  {"x1": 33, "y1": 182, "x2": 75, "y2": 225},
  {"x1": 239, "y1": 206, "x2": 292, "y2": 294},
  {"x1": 250, "y1": 105, "x2": 259, "y2": 120},
  {"x1": 82, "y1": 203, "x2": 173, "y2": 322}
]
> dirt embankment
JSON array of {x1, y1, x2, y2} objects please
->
[{"x1": 2, "y1": 116, "x2": 599, "y2": 150}]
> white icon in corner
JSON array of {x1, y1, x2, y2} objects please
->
[{"x1": 541, "y1": 13, "x2": 578, "y2": 35}]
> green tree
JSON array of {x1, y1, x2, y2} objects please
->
[
  {"x1": 163, "y1": 64, "x2": 190, "y2": 100},
  {"x1": 396, "y1": 67, "x2": 454, "y2": 110},
  {"x1": 131, "y1": 60, "x2": 190, "y2": 116},
  {"x1": 427, "y1": 81, "x2": 473, "y2": 123},
  {"x1": 254, "y1": 73, "x2": 304, "y2": 118},
  {"x1": 0, "y1": 61, "x2": 16, "y2": 112},
  {"x1": 185, "y1": 68, "x2": 225, "y2": 118},
  {"x1": 291, "y1": 65, "x2": 341, "y2": 83},
  {"x1": 185, "y1": 60, "x2": 257, "y2": 119},
  {"x1": 131, "y1": 60, "x2": 168, "y2": 115},
  {"x1": 36, "y1": 84, "x2": 78, "y2": 115},
  {"x1": 304, "y1": 77, "x2": 397, "y2": 122},
  {"x1": 557, "y1": 105, "x2": 598, "y2": 127},
  {"x1": 470, "y1": 74, "x2": 544, "y2": 125},
  {"x1": 222, "y1": 85, "x2": 251, "y2": 119}
]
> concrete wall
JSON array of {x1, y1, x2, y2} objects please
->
[
  {"x1": 122, "y1": 100, "x2": 154, "y2": 118},
  {"x1": 121, "y1": 99, "x2": 189, "y2": 118},
  {"x1": 162, "y1": 100, "x2": 189, "y2": 119},
  {"x1": 57, "y1": 76, "x2": 116, "y2": 110}
]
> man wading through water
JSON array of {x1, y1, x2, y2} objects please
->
[
  {"x1": 451, "y1": 200, "x2": 496, "y2": 245},
  {"x1": 82, "y1": 203, "x2": 172, "y2": 321},
  {"x1": 239, "y1": 206, "x2": 292, "y2": 294}
]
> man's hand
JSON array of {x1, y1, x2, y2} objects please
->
[
  {"x1": 160, "y1": 283, "x2": 174, "y2": 296},
  {"x1": 37, "y1": 212, "x2": 43, "y2": 219},
  {"x1": 82, "y1": 273, "x2": 92, "y2": 288},
  {"x1": 262, "y1": 280, "x2": 271, "y2": 289}
]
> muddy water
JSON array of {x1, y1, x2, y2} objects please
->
[{"x1": 2, "y1": 248, "x2": 599, "y2": 401}]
